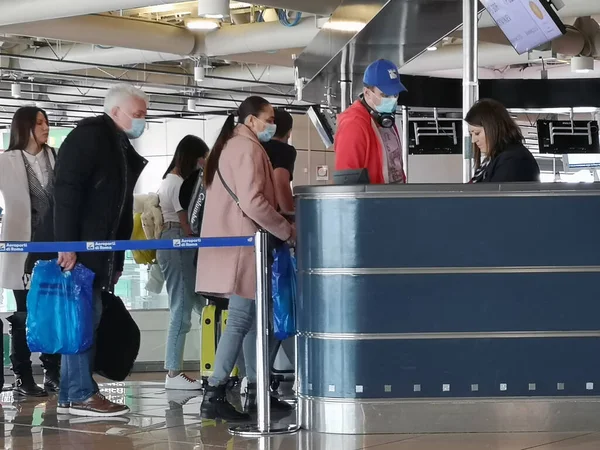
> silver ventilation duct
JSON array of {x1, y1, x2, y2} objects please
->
[{"x1": 295, "y1": 0, "x2": 464, "y2": 106}]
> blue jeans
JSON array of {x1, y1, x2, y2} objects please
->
[
  {"x1": 157, "y1": 226, "x2": 204, "y2": 371},
  {"x1": 58, "y1": 289, "x2": 103, "y2": 404},
  {"x1": 209, "y1": 295, "x2": 258, "y2": 386}
]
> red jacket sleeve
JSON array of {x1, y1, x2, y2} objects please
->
[{"x1": 334, "y1": 118, "x2": 369, "y2": 171}]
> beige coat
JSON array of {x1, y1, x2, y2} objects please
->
[
  {"x1": 0, "y1": 149, "x2": 56, "y2": 290},
  {"x1": 196, "y1": 125, "x2": 292, "y2": 300}
]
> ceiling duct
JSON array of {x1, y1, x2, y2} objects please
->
[
  {"x1": 199, "y1": 18, "x2": 319, "y2": 56},
  {"x1": 399, "y1": 43, "x2": 532, "y2": 75},
  {"x1": 198, "y1": 0, "x2": 231, "y2": 19},
  {"x1": 295, "y1": 0, "x2": 465, "y2": 106},
  {"x1": 6, "y1": 18, "x2": 319, "y2": 72},
  {"x1": 477, "y1": 0, "x2": 600, "y2": 28},
  {"x1": 404, "y1": 16, "x2": 600, "y2": 76},
  {"x1": 0, "y1": 15, "x2": 196, "y2": 55}
]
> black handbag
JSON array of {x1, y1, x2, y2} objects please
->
[{"x1": 94, "y1": 291, "x2": 140, "y2": 381}]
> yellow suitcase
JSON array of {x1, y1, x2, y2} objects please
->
[{"x1": 200, "y1": 302, "x2": 239, "y2": 386}]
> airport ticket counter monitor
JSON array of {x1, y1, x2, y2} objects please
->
[{"x1": 294, "y1": 183, "x2": 600, "y2": 434}]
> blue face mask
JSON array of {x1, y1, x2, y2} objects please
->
[
  {"x1": 376, "y1": 96, "x2": 398, "y2": 114},
  {"x1": 256, "y1": 119, "x2": 277, "y2": 143},
  {"x1": 125, "y1": 118, "x2": 146, "y2": 140}
]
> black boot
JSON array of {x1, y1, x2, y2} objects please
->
[
  {"x1": 40, "y1": 353, "x2": 61, "y2": 392},
  {"x1": 7, "y1": 313, "x2": 47, "y2": 398},
  {"x1": 201, "y1": 385, "x2": 250, "y2": 421},
  {"x1": 244, "y1": 383, "x2": 294, "y2": 413}
]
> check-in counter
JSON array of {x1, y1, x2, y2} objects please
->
[{"x1": 295, "y1": 183, "x2": 600, "y2": 434}]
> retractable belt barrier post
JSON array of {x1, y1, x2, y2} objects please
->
[
  {"x1": 229, "y1": 230, "x2": 299, "y2": 437},
  {"x1": 1, "y1": 232, "x2": 299, "y2": 437}
]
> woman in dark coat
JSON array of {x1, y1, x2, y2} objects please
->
[{"x1": 466, "y1": 99, "x2": 540, "y2": 183}]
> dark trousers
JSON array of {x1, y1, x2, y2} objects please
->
[{"x1": 9, "y1": 290, "x2": 60, "y2": 377}]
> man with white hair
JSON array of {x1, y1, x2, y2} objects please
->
[{"x1": 26, "y1": 83, "x2": 149, "y2": 417}]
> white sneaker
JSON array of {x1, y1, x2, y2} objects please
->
[{"x1": 165, "y1": 373, "x2": 203, "y2": 391}]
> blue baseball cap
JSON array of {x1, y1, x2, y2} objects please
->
[{"x1": 363, "y1": 59, "x2": 407, "y2": 96}]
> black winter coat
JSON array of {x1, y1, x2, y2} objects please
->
[
  {"x1": 480, "y1": 143, "x2": 540, "y2": 182},
  {"x1": 26, "y1": 114, "x2": 147, "y2": 290}
]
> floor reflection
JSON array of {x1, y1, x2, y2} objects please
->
[{"x1": 1, "y1": 377, "x2": 600, "y2": 449}]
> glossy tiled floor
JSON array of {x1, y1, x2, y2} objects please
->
[{"x1": 1, "y1": 374, "x2": 600, "y2": 449}]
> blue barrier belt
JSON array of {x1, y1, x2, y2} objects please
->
[{"x1": 0, "y1": 236, "x2": 255, "y2": 253}]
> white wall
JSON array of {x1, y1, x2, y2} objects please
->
[
  {"x1": 407, "y1": 155, "x2": 463, "y2": 183},
  {"x1": 132, "y1": 116, "x2": 227, "y2": 194},
  {"x1": 131, "y1": 114, "x2": 337, "y2": 190},
  {"x1": 290, "y1": 114, "x2": 335, "y2": 186}
]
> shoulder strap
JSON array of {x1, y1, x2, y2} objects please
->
[
  {"x1": 217, "y1": 166, "x2": 241, "y2": 207},
  {"x1": 217, "y1": 165, "x2": 265, "y2": 232}
]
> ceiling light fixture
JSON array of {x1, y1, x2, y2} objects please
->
[
  {"x1": 198, "y1": 0, "x2": 230, "y2": 19},
  {"x1": 230, "y1": 1, "x2": 253, "y2": 9},
  {"x1": 321, "y1": 20, "x2": 366, "y2": 33},
  {"x1": 426, "y1": 46, "x2": 438, "y2": 51},
  {"x1": 185, "y1": 18, "x2": 220, "y2": 30},
  {"x1": 187, "y1": 98, "x2": 197, "y2": 111},
  {"x1": 11, "y1": 83, "x2": 21, "y2": 98},
  {"x1": 571, "y1": 55, "x2": 594, "y2": 73}
]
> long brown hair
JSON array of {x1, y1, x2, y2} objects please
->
[
  {"x1": 204, "y1": 96, "x2": 271, "y2": 187},
  {"x1": 465, "y1": 99, "x2": 523, "y2": 169},
  {"x1": 163, "y1": 135, "x2": 210, "y2": 180},
  {"x1": 7, "y1": 107, "x2": 49, "y2": 152}
]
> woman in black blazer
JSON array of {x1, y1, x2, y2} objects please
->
[{"x1": 466, "y1": 99, "x2": 540, "y2": 183}]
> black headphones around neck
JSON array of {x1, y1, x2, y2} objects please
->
[{"x1": 359, "y1": 94, "x2": 395, "y2": 129}]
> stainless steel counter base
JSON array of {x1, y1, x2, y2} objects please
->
[{"x1": 300, "y1": 396, "x2": 600, "y2": 434}]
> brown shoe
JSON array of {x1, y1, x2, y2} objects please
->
[{"x1": 69, "y1": 393, "x2": 130, "y2": 417}]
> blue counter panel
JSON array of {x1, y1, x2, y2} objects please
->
[
  {"x1": 298, "y1": 336, "x2": 600, "y2": 399},
  {"x1": 296, "y1": 196, "x2": 600, "y2": 269},
  {"x1": 297, "y1": 272, "x2": 600, "y2": 334}
]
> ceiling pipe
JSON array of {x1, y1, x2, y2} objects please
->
[
  {"x1": 13, "y1": 58, "x2": 296, "y2": 90},
  {"x1": 199, "y1": 65, "x2": 295, "y2": 89},
  {"x1": 414, "y1": 61, "x2": 600, "y2": 80},
  {"x1": 16, "y1": 45, "x2": 183, "y2": 72}
]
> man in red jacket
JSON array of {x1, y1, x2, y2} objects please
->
[{"x1": 334, "y1": 59, "x2": 407, "y2": 184}]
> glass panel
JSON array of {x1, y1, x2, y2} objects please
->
[{"x1": 0, "y1": 256, "x2": 169, "y2": 312}]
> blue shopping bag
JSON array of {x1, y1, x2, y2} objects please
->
[
  {"x1": 272, "y1": 244, "x2": 297, "y2": 341},
  {"x1": 26, "y1": 260, "x2": 95, "y2": 355}
]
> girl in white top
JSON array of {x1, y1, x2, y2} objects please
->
[
  {"x1": 157, "y1": 135, "x2": 210, "y2": 390},
  {"x1": 0, "y1": 107, "x2": 60, "y2": 397}
]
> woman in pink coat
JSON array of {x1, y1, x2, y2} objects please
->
[{"x1": 197, "y1": 96, "x2": 294, "y2": 421}]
